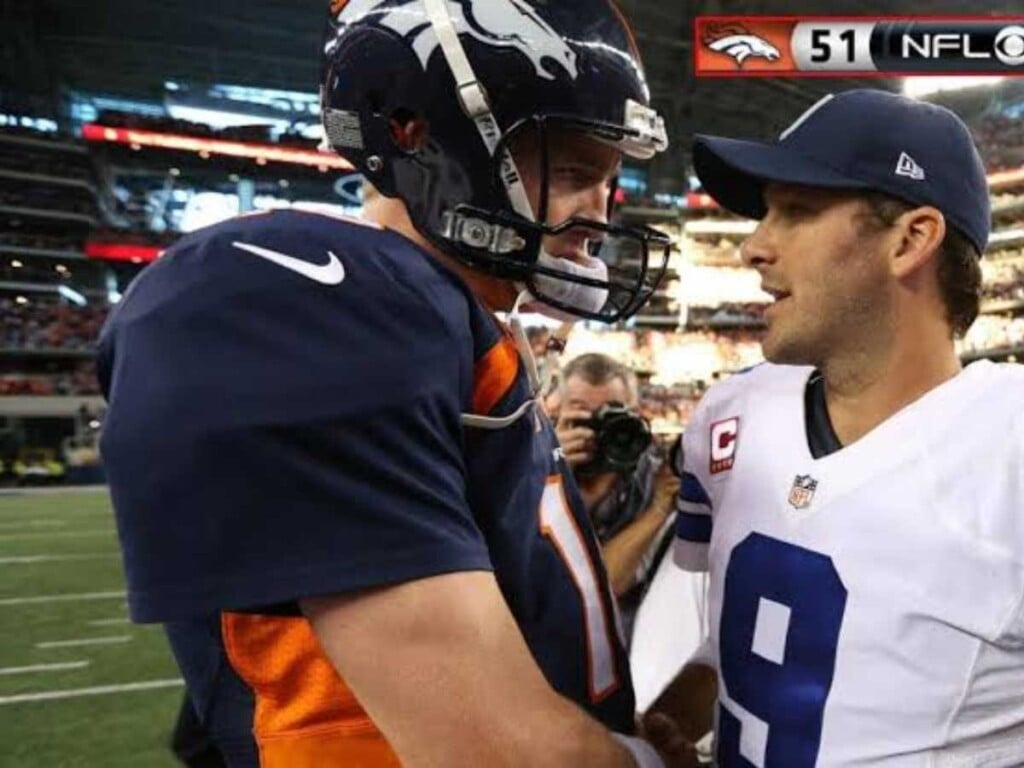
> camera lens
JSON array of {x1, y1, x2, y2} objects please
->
[{"x1": 598, "y1": 411, "x2": 651, "y2": 469}]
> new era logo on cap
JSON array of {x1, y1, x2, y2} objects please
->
[{"x1": 895, "y1": 152, "x2": 925, "y2": 181}]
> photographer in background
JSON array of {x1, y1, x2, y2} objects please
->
[{"x1": 555, "y1": 354, "x2": 680, "y2": 641}]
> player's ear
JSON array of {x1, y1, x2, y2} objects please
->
[{"x1": 889, "y1": 205, "x2": 945, "y2": 280}]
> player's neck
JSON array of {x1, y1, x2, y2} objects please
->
[
  {"x1": 371, "y1": 197, "x2": 517, "y2": 314},
  {"x1": 820, "y1": 316, "x2": 961, "y2": 446}
]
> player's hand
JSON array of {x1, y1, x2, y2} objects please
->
[
  {"x1": 648, "y1": 460, "x2": 682, "y2": 518},
  {"x1": 555, "y1": 408, "x2": 596, "y2": 468},
  {"x1": 642, "y1": 712, "x2": 701, "y2": 768}
]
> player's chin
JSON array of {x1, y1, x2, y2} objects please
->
[{"x1": 761, "y1": 327, "x2": 813, "y2": 366}]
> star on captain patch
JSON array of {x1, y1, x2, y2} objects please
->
[{"x1": 787, "y1": 474, "x2": 818, "y2": 510}]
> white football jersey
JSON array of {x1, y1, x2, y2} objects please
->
[
  {"x1": 674, "y1": 360, "x2": 1024, "y2": 768},
  {"x1": 630, "y1": 546, "x2": 710, "y2": 712}
]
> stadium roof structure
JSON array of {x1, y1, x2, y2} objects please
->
[{"x1": 2, "y1": 0, "x2": 1015, "y2": 195}]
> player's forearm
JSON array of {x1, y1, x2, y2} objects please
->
[
  {"x1": 644, "y1": 662, "x2": 718, "y2": 745},
  {"x1": 302, "y1": 572, "x2": 653, "y2": 768},
  {"x1": 602, "y1": 507, "x2": 670, "y2": 596},
  {"x1": 505, "y1": 696, "x2": 649, "y2": 768},
  {"x1": 380, "y1": 683, "x2": 641, "y2": 768}
]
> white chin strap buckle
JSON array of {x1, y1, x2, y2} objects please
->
[{"x1": 442, "y1": 211, "x2": 526, "y2": 254}]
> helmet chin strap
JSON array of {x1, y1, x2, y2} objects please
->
[
  {"x1": 508, "y1": 289, "x2": 543, "y2": 395},
  {"x1": 422, "y1": 0, "x2": 535, "y2": 223},
  {"x1": 423, "y1": 0, "x2": 614, "y2": 322},
  {"x1": 426, "y1": 0, "x2": 560, "y2": 431},
  {"x1": 460, "y1": 290, "x2": 542, "y2": 432}
]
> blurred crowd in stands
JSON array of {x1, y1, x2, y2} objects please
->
[
  {"x1": 982, "y1": 256, "x2": 1024, "y2": 303},
  {"x1": 0, "y1": 144, "x2": 93, "y2": 182},
  {"x1": 1, "y1": 296, "x2": 106, "y2": 352},
  {"x1": 959, "y1": 316, "x2": 1024, "y2": 356},
  {"x1": 974, "y1": 114, "x2": 1024, "y2": 173},
  {"x1": 0, "y1": 231, "x2": 85, "y2": 252},
  {"x1": 0, "y1": 186, "x2": 97, "y2": 217},
  {"x1": 0, "y1": 112, "x2": 1022, "y2": 425},
  {"x1": 0, "y1": 362, "x2": 99, "y2": 396},
  {"x1": 685, "y1": 302, "x2": 765, "y2": 326}
]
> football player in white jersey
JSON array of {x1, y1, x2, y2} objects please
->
[{"x1": 642, "y1": 89, "x2": 1024, "y2": 767}]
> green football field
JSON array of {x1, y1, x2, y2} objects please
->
[{"x1": 0, "y1": 489, "x2": 183, "y2": 768}]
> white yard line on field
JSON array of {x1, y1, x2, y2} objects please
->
[
  {"x1": 36, "y1": 635, "x2": 132, "y2": 650},
  {"x1": 0, "y1": 591, "x2": 124, "y2": 607},
  {"x1": 0, "y1": 520, "x2": 66, "y2": 531},
  {"x1": 0, "y1": 661, "x2": 90, "y2": 676},
  {"x1": 0, "y1": 553, "x2": 119, "y2": 565},
  {"x1": 87, "y1": 617, "x2": 130, "y2": 627},
  {"x1": 0, "y1": 529, "x2": 113, "y2": 542},
  {"x1": 0, "y1": 678, "x2": 183, "y2": 705},
  {"x1": 0, "y1": 486, "x2": 109, "y2": 497}
]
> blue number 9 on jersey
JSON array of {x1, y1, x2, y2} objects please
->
[{"x1": 717, "y1": 533, "x2": 847, "y2": 767}]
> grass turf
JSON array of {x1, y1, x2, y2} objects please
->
[{"x1": 0, "y1": 490, "x2": 182, "y2": 767}]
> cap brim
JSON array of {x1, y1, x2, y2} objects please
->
[{"x1": 692, "y1": 135, "x2": 871, "y2": 219}]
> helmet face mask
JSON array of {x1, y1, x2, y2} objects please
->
[
  {"x1": 321, "y1": 0, "x2": 670, "y2": 322},
  {"x1": 499, "y1": 116, "x2": 670, "y2": 322}
]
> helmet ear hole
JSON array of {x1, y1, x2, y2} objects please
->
[
  {"x1": 388, "y1": 108, "x2": 429, "y2": 153},
  {"x1": 366, "y1": 91, "x2": 384, "y2": 117}
]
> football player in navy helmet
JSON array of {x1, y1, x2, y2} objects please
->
[{"x1": 99, "y1": 1, "x2": 685, "y2": 766}]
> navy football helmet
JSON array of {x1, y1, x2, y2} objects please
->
[{"x1": 320, "y1": 0, "x2": 671, "y2": 322}]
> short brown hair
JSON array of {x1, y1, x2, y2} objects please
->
[
  {"x1": 560, "y1": 353, "x2": 638, "y2": 405},
  {"x1": 859, "y1": 192, "x2": 982, "y2": 338}
]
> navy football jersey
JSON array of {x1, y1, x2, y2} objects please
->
[{"x1": 98, "y1": 209, "x2": 634, "y2": 765}]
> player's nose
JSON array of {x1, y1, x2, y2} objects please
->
[
  {"x1": 740, "y1": 220, "x2": 777, "y2": 269},
  {"x1": 578, "y1": 181, "x2": 610, "y2": 228}
]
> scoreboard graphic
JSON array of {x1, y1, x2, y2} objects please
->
[{"x1": 694, "y1": 17, "x2": 1024, "y2": 76}]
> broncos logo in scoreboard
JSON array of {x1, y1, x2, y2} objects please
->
[{"x1": 701, "y1": 22, "x2": 782, "y2": 67}]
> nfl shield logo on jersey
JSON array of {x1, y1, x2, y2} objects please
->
[{"x1": 787, "y1": 474, "x2": 818, "y2": 509}]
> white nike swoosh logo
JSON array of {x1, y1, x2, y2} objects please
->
[{"x1": 231, "y1": 241, "x2": 345, "y2": 285}]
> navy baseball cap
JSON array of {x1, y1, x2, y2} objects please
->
[{"x1": 692, "y1": 89, "x2": 990, "y2": 254}]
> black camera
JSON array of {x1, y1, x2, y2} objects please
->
[{"x1": 581, "y1": 402, "x2": 652, "y2": 474}]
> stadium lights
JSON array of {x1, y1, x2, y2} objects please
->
[
  {"x1": 167, "y1": 104, "x2": 291, "y2": 131},
  {"x1": 85, "y1": 242, "x2": 163, "y2": 263},
  {"x1": 902, "y1": 76, "x2": 1004, "y2": 99},
  {"x1": 81, "y1": 124, "x2": 353, "y2": 171},
  {"x1": 57, "y1": 285, "x2": 88, "y2": 306}
]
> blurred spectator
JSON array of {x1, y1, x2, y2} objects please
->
[{"x1": 554, "y1": 353, "x2": 679, "y2": 644}]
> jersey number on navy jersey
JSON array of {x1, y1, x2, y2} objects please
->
[
  {"x1": 717, "y1": 533, "x2": 847, "y2": 767},
  {"x1": 539, "y1": 476, "x2": 619, "y2": 701}
]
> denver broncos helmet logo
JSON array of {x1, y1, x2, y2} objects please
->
[
  {"x1": 332, "y1": 0, "x2": 578, "y2": 81},
  {"x1": 702, "y1": 22, "x2": 781, "y2": 67}
]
